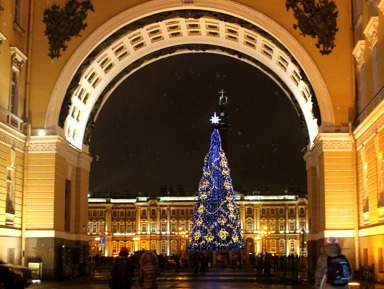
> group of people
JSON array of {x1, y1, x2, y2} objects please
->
[
  {"x1": 109, "y1": 247, "x2": 159, "y2": 289},
  {"x1": 108, "y1": 236, "x2": 352, "y2": 289}
]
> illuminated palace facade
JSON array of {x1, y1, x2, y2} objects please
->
[
  {"x1": 88, "y1": 194, "x2": 308, "y2": 259},
  {"x1": 1, "y1": 0, "x2": 384, "y2": 280}
]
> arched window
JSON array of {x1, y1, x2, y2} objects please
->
[
  {"x1": 161, "y1": 241, "x2": 167, "y2": 254},
  {"x1": 171, "y1": 240, "x2": 177, "y2": 254},
  {"x1": 112, "y1": 241, "x2": 117, "y2": 255},
  {"x1": 246, "y1": 207, "x2": 252, "y2": 215},
  {"x1": 270, "y1": 239, "x2": 277, "y2": 252},
  {"x1": 151, "y1": 241, "x2": 157, "y2": 252}
]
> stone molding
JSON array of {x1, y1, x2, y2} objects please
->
[
  {"x1": 363, "y1": 16, "x2": 379, "y2": 49},
  {"x1": 10, "y1": 46, "x2": 28, "y2": 70},
  {"x1": 0, "y1": 122, "x2": 26, "y2": 152},
  {"x1": 0, "y1": 31, "x2": 7, "y2": 45},
  {"x1": 352, "y1": 40, "x2": 365, "y2": 69}
]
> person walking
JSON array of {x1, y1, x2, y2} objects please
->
[
  {"x1": 314, "y1": 237, "x2": 351, "y2": 289},
  {"x1": 109, "y1": 247, "x2": 134, "y2": 289},
  {"x1": 139, "y1": 251, "x2": 160, "y2": 289}
]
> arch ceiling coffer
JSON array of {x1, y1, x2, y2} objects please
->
[{"x1": 61, "y1": 10, "x2": 320, "y2": 150}]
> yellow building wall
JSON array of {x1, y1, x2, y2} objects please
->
[
  {"x1": 323, "y1": 151, "x2": 355, "y2": 230},
  {"x1": 26, "y1": 153, "x2": 55, "y2": 229}
]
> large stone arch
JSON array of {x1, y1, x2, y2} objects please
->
[{"x1": 45, "y1": 0, "x2": 334, "y2": 151}]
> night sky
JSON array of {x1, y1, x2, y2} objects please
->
[{"x1": 89, "y1": 53, "x2": 307, "y2": 196}]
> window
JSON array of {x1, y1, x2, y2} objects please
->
[
  {"x1": 171, "y1": 209, "x2": 176, "y2": 216},
  {"x1": 270, "y1": 219, "x2": 276, "y2": 232},
  {"x1": 171, "y1": 241, "x2": 177, "y2": 254},
  {"x1": 290, "y1": 241, "x2": 295, "y2": 253},
  {"x1": 112, "y1": 242, "x2": 117, "y2": 255},
  {"x1": 279, "y1": 220, "x2": 285, "y2": 232},
  {"x1": 10, "y1": 68, "x2": 19, "y2": 115},
  {"x1": 119, "y1": 210, "x2": 125, "y2": 218},
  {"x1": 246, "y1": 219, "x2": 253, "y2": 232},
  {"x1": 261, "y1": 208, "x2": 266, "y2": 215},
  {"x1": 189, "y1": 209, "x2": 193, "y2": 215},
  {"x1": 112, "y1": 223, "x2": 117, "y2": 234},
  {"x1": 289, "y1": 220, "x2": 295, "y2": 231},
  {"x1": 87, "y1": 221, "x2": 91, "y2": 233},
  {"x1": 279, "y1": 240, "x2": 285, "y2": 254},
  {"x1": 271, "y1": 240, "x2": 276, "y2": 252},
  {"x1": 151, "y1": 223, "x2": 156, "y2": 233},
  {"x1": 92, "y1": 210, "x2": 97, "y2": 218},
  {"x1": 98, "y1": 221, "x2": 104, "y2": 233},
  {"x1": 300, "y1": 208, "x2": 304, "y2": 215},
  {"x1": 5, "y1": 167, "x2": 15, "y2": 216},
  {"x1": 161, "y1": 222, "x2": 166, "y2": 232},
  {"x1": 151, "y1": 209, "x2": 156, "y2": 216},
  {"x1": 151, "y1": 241, "x2": 157, "y2": 252},
  {"x1": 119, "y1": 222, "x2": 125, "y2": 234},
  {"x1": 112, "y1": 210, "x2": 117, "y2": 218},
  {"x1": 161, "y1": 242, "x2": 166, "y2": 254},
  {"x1": 279, "y1": 208, "x2": 284, "y2": 215},
  {"x1": 171, "y1": 223, "x2": 176, "y2": 232},
  {"x1": 127, "y1": 210, "x2": 132, "y2": 217},
  {"x1": 141, "y1": 223, "x2": 147, "y2": 233},
  {"x1": 161, "y1": 209, "x2": 166, "y2": 216},
  {"x1": 246, "y1": 207, "x2": 252, "y2": 215},
  {"x1": 88, "y1": 210, "x2": 91, "y2": 217},
  {"x1": 127, "y1": 223, "x2": 132, "y2": 233},
  {"x1": 289, "y1": 208, "x2": 294, "y2": 215},
  {"x1": 270, "y1": 208, "x2": 275, "y2": 215},
  {"x1": 99, "y1": 210, "x2": 104, "y2": 218},
  {"x1": 92, "y1": 221, "x2": 97, "y2": 234},
  {"x1": 142, "y1": 210, "x2": 147, "y2": 216},
  {"x1": 180, "y1": 209, "x2": 185, "y2": 216}
]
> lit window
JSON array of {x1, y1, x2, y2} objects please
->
[
  {"x1": 246, "y1": 207, "x2": 252, "y2": 215},
  {"x1": 161, "y1": 222, "x2": 166, "y2": 232},
  {"x1": 119, "y1": 222, "x2": 125, "y2": 234},
  {"x1": 142, "y1": 223, "x2": 147, "y2": 232},
  {"x1": 261, "y1": 208, "x2": 266, "y2": 215},
  {"x1": 151, "y1": 223, "x2": 156, "y2": 233}
]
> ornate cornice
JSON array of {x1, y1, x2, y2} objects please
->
[
  {"x1": 354, "y1": 94, "x2": 384, "y2": 148},
  {"x1": 364, "y1": 16, "x2": 379, "y2": 49},
  {"x1": 0, "y1": 32, "x2": 7, "y2": 45},
  {"x1": 10, "y1": 46, "x2": 27, "y2": 70},
  {"x1": 0, "y1": 122, "x2": 26, "y2": 152},
  {"x1": 304, "y1": 133, "x2": 352, "y2": 169},
  {"x1": 29, "y1": 135, "x2": 91, "y2": 170},
  {"x1": 352, "y1": 40, "x2": 365, "y2": 69}
]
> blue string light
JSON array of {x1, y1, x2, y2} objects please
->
[{"x1": 187, "y1": 128, "x2": 245, "y2": 251}]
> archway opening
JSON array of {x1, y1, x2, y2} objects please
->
[{"x1": 88, "y1": 53, "x2": 307, "y2": 196}]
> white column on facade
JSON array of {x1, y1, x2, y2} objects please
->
[
  {"x1": 253, "y1": 206, "x2": 257, "y2": 232},
  {"x1": 256, "y1": 207, "x2": 260, "y2": 231},
  {"x1": 296, "y1": 204, "x2": 299, "y2": 230}
]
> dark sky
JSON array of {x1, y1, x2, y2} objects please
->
[{"x1": 89, "y1": 53, "x2": 307, "y2": 195}]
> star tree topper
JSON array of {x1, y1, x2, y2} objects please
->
[{"x1": 210, "y1": 112, "x2": 221, "y2": 124}]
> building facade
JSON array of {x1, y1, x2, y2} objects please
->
[{"x1": 88, "y1": 194, "x2": 308, "y2": 261}]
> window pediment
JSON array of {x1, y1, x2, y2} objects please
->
[{"x1": 364, "y1": 17, "x2": 378, "y2": 48}]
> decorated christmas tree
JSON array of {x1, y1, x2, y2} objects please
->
[{"x1": 187, "y1": 113, "x2": 245, "y2": 251}]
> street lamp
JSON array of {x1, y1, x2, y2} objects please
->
[
  {"x1": 176, "y1": 227, "x2": 189, "y2": 255},
  {"x1": 255, "y1": 226, "x2": 270, "y2": 254}
]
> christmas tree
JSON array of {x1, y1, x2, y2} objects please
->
[{"x1": 187, "y1": 117, "x2": 245, "y2": 251}]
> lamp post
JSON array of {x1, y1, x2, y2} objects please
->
[{"x1": 176, "y1": 227, "x2": 189, "y2": 256}]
